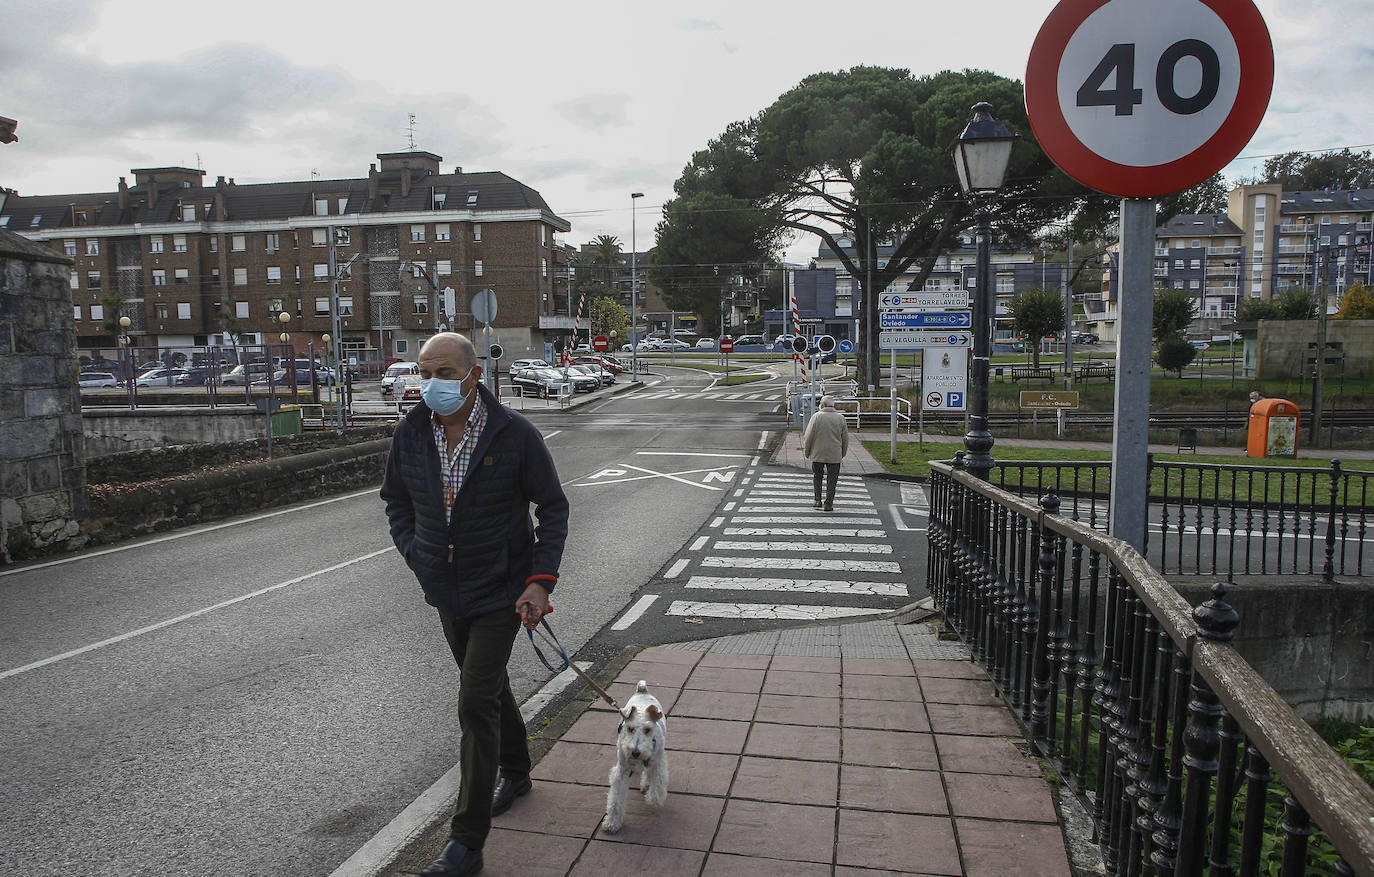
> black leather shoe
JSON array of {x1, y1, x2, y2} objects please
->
[
  {"x1": 491, "y1": 773, "x2": 532, "y2": 816},
  {"x1": 419, "y1": 839, "x2": 483, "y2": 877}
]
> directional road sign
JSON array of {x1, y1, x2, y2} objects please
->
[
  {"x1": 837, "y1": 339, "x2": 855, "y2": 354},
  {"x1": 1020, "y1": 390, "x2": 1081, "y2": 410},
  {"x1": 880, "y1": 292, "x2": 969, "y2": 310},
  {"x1": 1025, "y1": 0, "x2": 1273, "y2": 197},
  {"x1": 879, "y1": 331, "x2": 972, "y2": 349},
  {"x1": 879, "y1": 311, "x2": 972, "y2": 330}
]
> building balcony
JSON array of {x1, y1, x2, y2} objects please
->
[
  {"x1": 1277, "y1": 264, "x2": 1306, "y2": 274},
  {"x1": 1206, "y1": 266, "x2": 1239, "y2": 277},
  {"x1": 1358, "y1": 222, "x2": 1372, "y2": 232},
  {"x1": 1278, "y1": 245, "x2": 1313, "y2": 254},
  {"x1": 1279, "y1": 223, "x2": 1314, "y2": 234},
  {"x1": 1154, "y1": 268, "x2": 1169, "y2": 277},
  {"x1": 1208, "y1": 246, "x2": 1242, "y2": 256}
]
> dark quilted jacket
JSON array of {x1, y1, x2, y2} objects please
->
[{"x1": 380, "y1": 383, "x2": 569, "y2": 618}]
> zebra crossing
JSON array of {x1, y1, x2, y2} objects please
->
[
  {"x1": 614, "y1": 468, "x2": 926, "y2": 628},
  {"x1": 626, "y1": 389, "x2": 785, "y2": 402}
]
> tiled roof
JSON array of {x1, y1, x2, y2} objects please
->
[
  {"x1": 1279, "y1": 189, "x2": 1374, "y2": 214},
  {"x1": 1156, "y1": 213, "x2": 1243, "y2": 236}
]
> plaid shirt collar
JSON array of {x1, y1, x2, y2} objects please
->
[{"x1": 432, "y1": 394, "x2": 488, "y2": 523}]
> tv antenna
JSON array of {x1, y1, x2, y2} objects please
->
[{"x1": 407, "y1": 114, "x2": 418, "y2": 150}]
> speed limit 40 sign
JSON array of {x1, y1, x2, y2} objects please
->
[{"x1": 1026, "y1": 0, "x2": 1273, "y2": 197}]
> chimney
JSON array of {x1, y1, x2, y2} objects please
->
[
  {"x1": 454, "y1": 166, "x2": 462, "y2": 175},
  {"x1": 217, "y1": 175, "x2": 226, "y2": 186},
  {"x1": 401, "y1": 167, "x2": 411, "y2": 199},
  {"x1": 117, "y1": 176, "x2": 129, "y2": 209},
  {"x1": 368, "y1": 163, "x2": 378, "y2": 201}
]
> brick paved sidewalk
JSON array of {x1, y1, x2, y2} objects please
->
[{"x1": 478, "y1": 621, "x2": 1073, "y2": 877}]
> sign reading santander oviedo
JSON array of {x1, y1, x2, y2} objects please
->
[{"x1": 1025, "y1": 0, "x2": 1273, "y2": 197}]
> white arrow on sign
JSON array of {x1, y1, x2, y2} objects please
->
[
  {"x1": 880, "y1": 292, "x2": 969, "y2": 310},
  {"x1": 879, "y1": 331, "x2": 973, "y2": 348}
]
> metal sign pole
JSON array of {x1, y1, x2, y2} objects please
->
[
  {"x1": 1109, "y1": 198, "x2": 1156, "y2": 553},
  {"x1": 889, "y1": 345, "x2": 897, "y2": 462}
]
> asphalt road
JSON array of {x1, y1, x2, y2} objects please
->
[{"x1": 4, "y1": 362, "x2": 922, "y2": 876}]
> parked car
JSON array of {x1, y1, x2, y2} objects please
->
[
  {"x1": 772, "y1": 334, "x2": 799, "y2": 350},
  {"x1": 175, "y1": 367, "x2": 221, "y2": 386},
  {"x1": 657, "y1": 338, "x2": 691, "y2": 350},
  {"x1": 511, "y1": 367, "x2": 572, "y2": 398},
  {"x1": 621, "y1": 339, "x2": 660, "y2": 352},
  {"x1": 573, "y1": 355, "x2": 622, "y2": 375},
  {"x1": 735, "y1": 335, "x2": 764, "y2": 346},
  {"x1": 563, "y1": 365, "x2": 601, "y2": 392},
  {"x1": 291, "y1": 366, "x2": 336, "y2": 386},
  {"x1": 221, "y1": 363, "x2": 278, "y2": 385},
  {"x1": 134, "y1": 367, "x2": 188, "y2": 387},
  {"x1": 78, "y1": 371, "x2": 120, "y2": 388},
  {"x1": 394, "y1": 374, "x2": 423, "y2": 406},
  {"x1": 695, "y1": 337, "x2": 717, "y2": 349},
  {"x1": 381, "y1": 361, "x2": 419, "y2": 395},
  {"x1": 509, "y1": 358, "x2": 552, "y2": 379},
  {"x1": 573, "y1": 363, "x2": 614, "y2": 385},
  {"x1": 1073, "y1": 332, "x2": 1100, "y2": 344}
]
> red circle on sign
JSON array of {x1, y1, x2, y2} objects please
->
[
  {"x1": 719, "y1": 338, "x2": 735, "y2": 353},
  {"x1": 1025, "y1": 0, "x2": 1272, "y2": 197},
  {"x1": 593, "y1": 335, "x2": 609, "y2": 352}
]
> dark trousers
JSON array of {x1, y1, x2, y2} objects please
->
[
  {"x1": 439, "y1": 608, "x2": 530, "y2": 850},
  {"x1": 812, "y1": 461, "x2": 840, "y2": 506}
]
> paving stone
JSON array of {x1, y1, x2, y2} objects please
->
[
  {"x1": 559, "y1": 709, "x2": 619, "y2": 744},
  {"x1": 836, "y1": 810, "x2": 962, "y2": 875},
  {"x1": 713, "y1": 799, "x2": 837, "y2": 863},
  {"x1": 844, "y1": 657, "x2": 917, "y2": 676},
  {"x1": 764, "y1": 668, "x2": 841, "y2": 697},
  {"x1": 569, "y1": 840, "x2": 704, "y2": 876},
  {"x1": 756, "y1": 693, "x2": 841, "y2": 727},
  {"x1": 637, "y1": 647, "x2": 705, "y2": 666},
  {"x1": 665, "y1": 750, "x2": 739, "y2": 797},
  {"x1": 843, "y1": 673, "x2": 925, "y2": 702},
  {"x1": 696, "y1": 653, "x2": 771, "y2": 670},
  {"x1": 770, "y1": 654, "x2": 841, "y2": 673},
  {"x1": 912, "y1": 658, "x2": 989, "y2": 679},
  {"x1": 669, "y1": 717, "x2": 751, "y2": 754},
  {"x1": 484, "y1": 829, "x2": 587, "y2": 877},
  {"x1": 839, "y1": 764, "x2": 948, "y2": 815},
  {"x1": 704, "y1": 853, "x2": 832, "y2": 877},
  {"x1": 493, "y1": 779, "x2": 607, "y2": 838},
  {"x1": 532, "y1": 741, "x2": 615, "y2": 786},
  {"x1": 918, "y1": 675, "x2": 1007, "y2": 706},
  {"x1": 595, "y1": 790, "x2": 725, "y2": 850},
  {"x1": 955, "y1": 818, "x2": 1072, "y2": 876},
  {"x1": 732, "y1": 755, "x2": 838, "y2": 806},
  {"x1": 615, "y1": 659, "x2": 695, "y2": 688},
  {"x1": 934, "y1": 734, "x2": 1042, "y2": 777},
  {"x1": 685, "y1": 665, "x2": 766, "y2": 694},
  {"x1": 589, "y1": 683, "x2": 681, "y2": 714},
  {"x1": 925, "y1": 703, "x2": 1021, "y2": 737},
  {"x1": 944, "y1": 772, "x2": 1059, "y2": 822},
  {"x1": 842, "y1": 728, "x2": 939, "y2": 770},
  {"x1": 745, "y1": 721, "x2": 841, "y2": 762},
  {"x1": 670, "y1": 688, "x2": 759, "y2": 721},
  {"x1": 842, "y1": 697, "x2": 931, "y2": 733}
]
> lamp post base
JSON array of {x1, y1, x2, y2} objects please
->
[{"x1": 962, "y1": 427, "x2": 995, "y2": 480}]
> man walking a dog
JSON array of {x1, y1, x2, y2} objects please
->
[
  {"x1": 802, "y1": 395, "x2": 849, "y2": 511},
  {"x1": 381, "y1": 332, "x2": 569, "y2": 877}
]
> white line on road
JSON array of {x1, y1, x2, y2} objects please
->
[
  {"x1": 0, "y1": 488, "x2": 381, "y2": 578},
  {"x1": 664, "y1": 559, "x2": 689, "y2": 579},
  {"x1": 689, "y1": 536, "x2": 709, "y2": 552},
  {"x1": 710, "y1": 517, "x2": 725, "y2": 528},
  {"x1": 702, "y1": 556, "x2": 902, "y2": 573},
  {"x1": 735, "y1": 497, "x2": 872, "y2": 506},
  {"x1": 729, "y1": 516, "x2": 882, "y2": 524},
  {"x1": 685, "y1": 576, "x2": 907, "y2": 596},
  {"x1": 634, "y1": 450, "x2": 754, "y2": 458},
  {"x1": 723, "y1": 502, "x2": 736, "y2": 512},
  {"x1": 0, "y1": 548, "x2": 393, "y2": 681},
  {"x1": 666, "y1": 601, "x2": 890, "y2": 621},
  {"x1": 541, "y1": 430, "x2": 563, "y2": 440},
  {"x1": 713, "y1": 540, "x2": 892, "y2": 554},
  {"x1": 757, "y1": 433, "x2": 769, "y2": 451},
  {"x1": 722, "y1": 528, "x2": 887, "y2": 537},
  {"x1": 611, "y1": 595, "x2": 659, "y2": 630}
]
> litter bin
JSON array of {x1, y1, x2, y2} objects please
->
[
  {"x1": 790, "y1": 391, "x2": 822, "y2": 428},
  {"x1": 1246, "y1": 398, "x2": 1299, "y2": 458},
  {"x1": 1177, "y1": 427, "x2": 1197, "y2": 453}
]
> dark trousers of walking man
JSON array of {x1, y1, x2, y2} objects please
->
[{"x1": 812, "y1": 461, "x2": 840, "y2": 509}]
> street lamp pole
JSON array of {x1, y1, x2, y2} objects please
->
[
  {"x1": 952, "y1": 102, "x2": 1016, "y2": 480},
  {"x1": 631, "y1": 192, "x2": 644, "y2": 381}
]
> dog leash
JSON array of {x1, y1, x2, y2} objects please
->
[{"x1": 526, "y1": 617, "x2": 621, "y2": 711}]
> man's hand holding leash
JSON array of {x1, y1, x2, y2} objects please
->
[{"x1": 516, "y1": 580, "x2": 553, "y2": 630}]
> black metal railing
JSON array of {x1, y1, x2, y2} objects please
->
[
  {"x1": 989, "y1": 457, "x2": 1374, "y2": 580},
  {"x1": 928, "y1": 456, "x2": 1374, "y2": 875}
]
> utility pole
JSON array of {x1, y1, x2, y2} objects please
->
[
  {"x1": 328, "y1": 225, "x2": 345, "y2": 430},
  {"x1": 1312, "y1": 244, "x2": 1328, "y2": 444}
]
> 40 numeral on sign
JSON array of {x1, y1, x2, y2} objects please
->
[{"x1": 1077, "y1": 39, "x2": 1219, "y2": 116}]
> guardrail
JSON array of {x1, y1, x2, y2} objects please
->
[
  {"x1": 927, "y1": 457, "x2": 1374, "y2": 875},
  {"x1": 987, "y1": 457, "x2": 1374, "y2": 580}
]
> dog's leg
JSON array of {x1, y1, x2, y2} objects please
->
[
  {"x1": 604, "y1": 760, "x2": 630, "y2": 834},
  {"x1": 645, "y1": 754, "x2": 668, "y2": 808}
]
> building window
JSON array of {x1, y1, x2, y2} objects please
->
[
  {"x1": 153, "y1": 269, "x2": 167, "y2": 286},
  {"x1": 266, "y1": 266, "x2": 281, "y2": 284},
  {"x1": 86, "y1": 239, "x2": 99, "y2": 256},
  {"x1": 335, "y1": 228, "x2": 350, "y2": 246},
  {"x1": 541, "y1": 258, "x2": 547, "y2": 278},
  {"x1": 63, "y1": 239, "x2": 77, "y2": 256},
  {"x1": 87, "y1": 271, "x2": 101, "y2": 289},
  {"x1": 182, "y1": 204, "x2": 196, "y2": 222},
  {"x1": 155, "y1": 302, "x2": 169, "y2": 319},
  {"x1": 0, "y1": 216, "x2": 9, "y2": 227},
  {"x1": 436, "y1": 259, "x2": 452, "y2": 276},
  {"x1": 395, "y1": 339, "x2": 408, "y2": 354},
  {"x1": 75, "y1": 210, "x2": 88, "y2": 226},
  {"x1": 174, "y1": 234, "x2": 188, "y2": 252},
  {"x1": 413, "y1": 295, "x2": 429, "y2": 315},
  {"x1": 312, "y1": 228, "x2": 328, "y2": 247},
  {"x1": 175, "y1": 267, "x2": 189, "y2": 284},
  {"x1": 1191, "y1": 239, "x2": 1201, "y2": 248},
  {"x1": 233, "y1": 267, "x2": 248, "y2": 286},
  {"x1": 232, "y1": 234, "x2": 246, "y2": 251},
  {"x1": 338, "y1": 296, "x2": 353, "y2": 316},
  {"x1": 265, "y1": 233, "x2": 279, "y2": 252},
  {"x1": 150, "y1": 236, "x2": 164, "y2": 253},
  {"x1": 436, "y1": 223, "x2": 450, "y2": 241},
  {"x1": 473, "y1": 223, "x2": 481, "y2": 241},
  {"x1": 1322, "y1": 215, "x2": 1332, "y2": 224},
  {"x1": 70, "y1": 273, "x2": 79, "y2": 291},
  {"x1": 540, "y1": 225, "x2": 547, "y2": 246},
  {"x1": 411, "y1": 225, "x2": 426, "y2": 242},
  {"x1": 90, "y1": 304, "x2": 104, "y2": 321},
  {"x1": 1174, "y1": 259, "x2": 1184, "y2": 270},
  {"x1": 466, "y1": 190, "x2": 478, "y2": 206},
  {"x1": 1190, "y1": 259, "x2": 1200, "y2": 269},
  {"x1": 209, "y1": 236, "x2": 218, "y2": 252},
  {"x1": 177, "y1": 302, "x2": 191, "y2": 320},
  {"x1": 315, "y1": 297, "x2": 331, "y2": 316},
  {"x1": 433, "y1": 193, "x2": 446, "y2": 209},
  {"x1": 268, "y1": 298, "x2": 284, "y2": 314},
  {"x1": 315, "y1": 199, "x2": 329, "y2": 217},
  {"x1": 338, "y1": 197, "x2": 348, "y2": 214},
  {"x1": 235, "y1": 301, "x2": 249, "y2": 319},
  {"x1": 474, "y1": 260, "x2": 484, "y2": 276},
  {"x1": 315, "y1": 264, "x2": 329, "y2": 282}
]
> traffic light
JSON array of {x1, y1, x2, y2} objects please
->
[
  {"x1": 488, "y1": 344, "x2": 503, "y2": 361},
  {"x1": 790, "y1": 336, "x2": 808, "y2": 354},
  {"x1": 815, "y1": 334, "x2": 836, "y2": 353}
]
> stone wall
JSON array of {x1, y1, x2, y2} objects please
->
[
  {"x1": 0, "y1": 229, "x2": 85, "y2": 562},
  {"x1": 1256, "y1": 319, "x2": 1374, "y2": 381}
]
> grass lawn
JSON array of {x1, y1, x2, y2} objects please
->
[
  {"x1": 720, "y1": 373, "x2": 770, "y2": 386},
  {"x1": 862, "y1": 439, "x2": 1355, "y2": 504}
]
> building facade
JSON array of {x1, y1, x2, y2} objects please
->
[{"x1": 0, "y1": 151, "x2": 571, "y2": 363}]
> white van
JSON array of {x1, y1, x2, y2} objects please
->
[{"x1": 381, "y1": 361, "x2": 419, "y2": 395}]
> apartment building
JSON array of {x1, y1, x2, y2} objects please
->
[{"x1": 0, "y1": 151, "x2": 570, "y2": 361}]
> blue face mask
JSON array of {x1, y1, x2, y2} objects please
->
[{"x1": 420, "y1": 368, "x2": 474, "y2": 416}]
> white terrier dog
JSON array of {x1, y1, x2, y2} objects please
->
[{"x1": 603, "y1": 680, "x2": 668, "y2": 833}]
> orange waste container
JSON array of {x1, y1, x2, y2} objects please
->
[{"x1": 1246, "y1": 398, "x2": 1300, "y2": 458}]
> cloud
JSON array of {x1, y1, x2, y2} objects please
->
[
  {"x1": 555, "y1": 96, "x2": 629, "y2": 130},
  {"x1": 680, "y1": 18, "x2": 722, "y2": 31}
]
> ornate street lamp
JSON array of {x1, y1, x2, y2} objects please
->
[{"x1": 952, "y1": 101, "x2": 1016, "y2": 480}]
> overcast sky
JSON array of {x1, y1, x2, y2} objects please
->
[{"x1": 2, "y1": 0, "x2": 1368, "y2": 264}]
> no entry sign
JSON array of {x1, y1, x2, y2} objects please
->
[{"x1": 1025, "y1": 0, "x2": 1272, "y2": 197}]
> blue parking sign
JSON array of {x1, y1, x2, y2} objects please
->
[{"x1": 947, "y1": 391, "x2": 965, "y2": 410}]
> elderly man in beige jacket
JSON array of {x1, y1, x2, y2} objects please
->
[{"x1": 801, "y1": 395, "x2": 849, "y2": 511}]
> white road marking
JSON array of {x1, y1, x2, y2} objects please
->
[
  {"x1": 0, "y1": 488, "x2": 381, "y2": 577},
  {"x1": 723, "y1": 527, "x2": 887, "y2": 537},
  {"x1": 723, "y1": 502, "x2": 736, "y2": 512},
  {"x1": 702, "y1": 556, "x2": 902, "y2": 573},
  {"x1": 635, "y1": 451, "x2": 754, "y2": 459},
  {"x1": 735, "y1": 497, "x2": 871, "y2": 506},
  {"x1": 890, "y1": 503, "x2": 931, "y2": 531},
  {"x1": 665, "y1": 601, "x2": 889, "y2": 621},
  {"x1": 710, "y1": 517, "x2": 725, "y2": 528},
  {"x1": 612, "y1": 595, "x2": 659, "y2": 630},
  {"x1": 0, "y1": 548, "x2": 393, "y2": 681},
  {"x1": 713, "y1": 540, "x2": 892, "y2": 554},
  {"x1": 729, "y1": 516, "x2": 882, "y2": 524},
  {"x1": 900, "y1": 483, "x2": 929, "y2": 508},
  {"x1": 664, "y1": 559, "x2": 689, "y2": 579},
  {"x1": 541, "y1": 430, "x2": 563, "y2": 440},
  {"x1": 756, "y1": 433, "x2": 769, "y2": 451},
  {"x1": 686, "y1": 576, "x2": 908, "y2": 596},
  {"x1": 569, "y1": 463, "x2": 733, "y2": 490},
  {"x1": 689, "y1": 536, "x2": 709, "y2": 552}
]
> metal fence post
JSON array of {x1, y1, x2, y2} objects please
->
[
  {"x1": 1031, "y1": 492, "x2": 1060, "y2": 744},
  {"x1": 1325, "y1": 458, "x2": 1341, "y2": 582}
]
